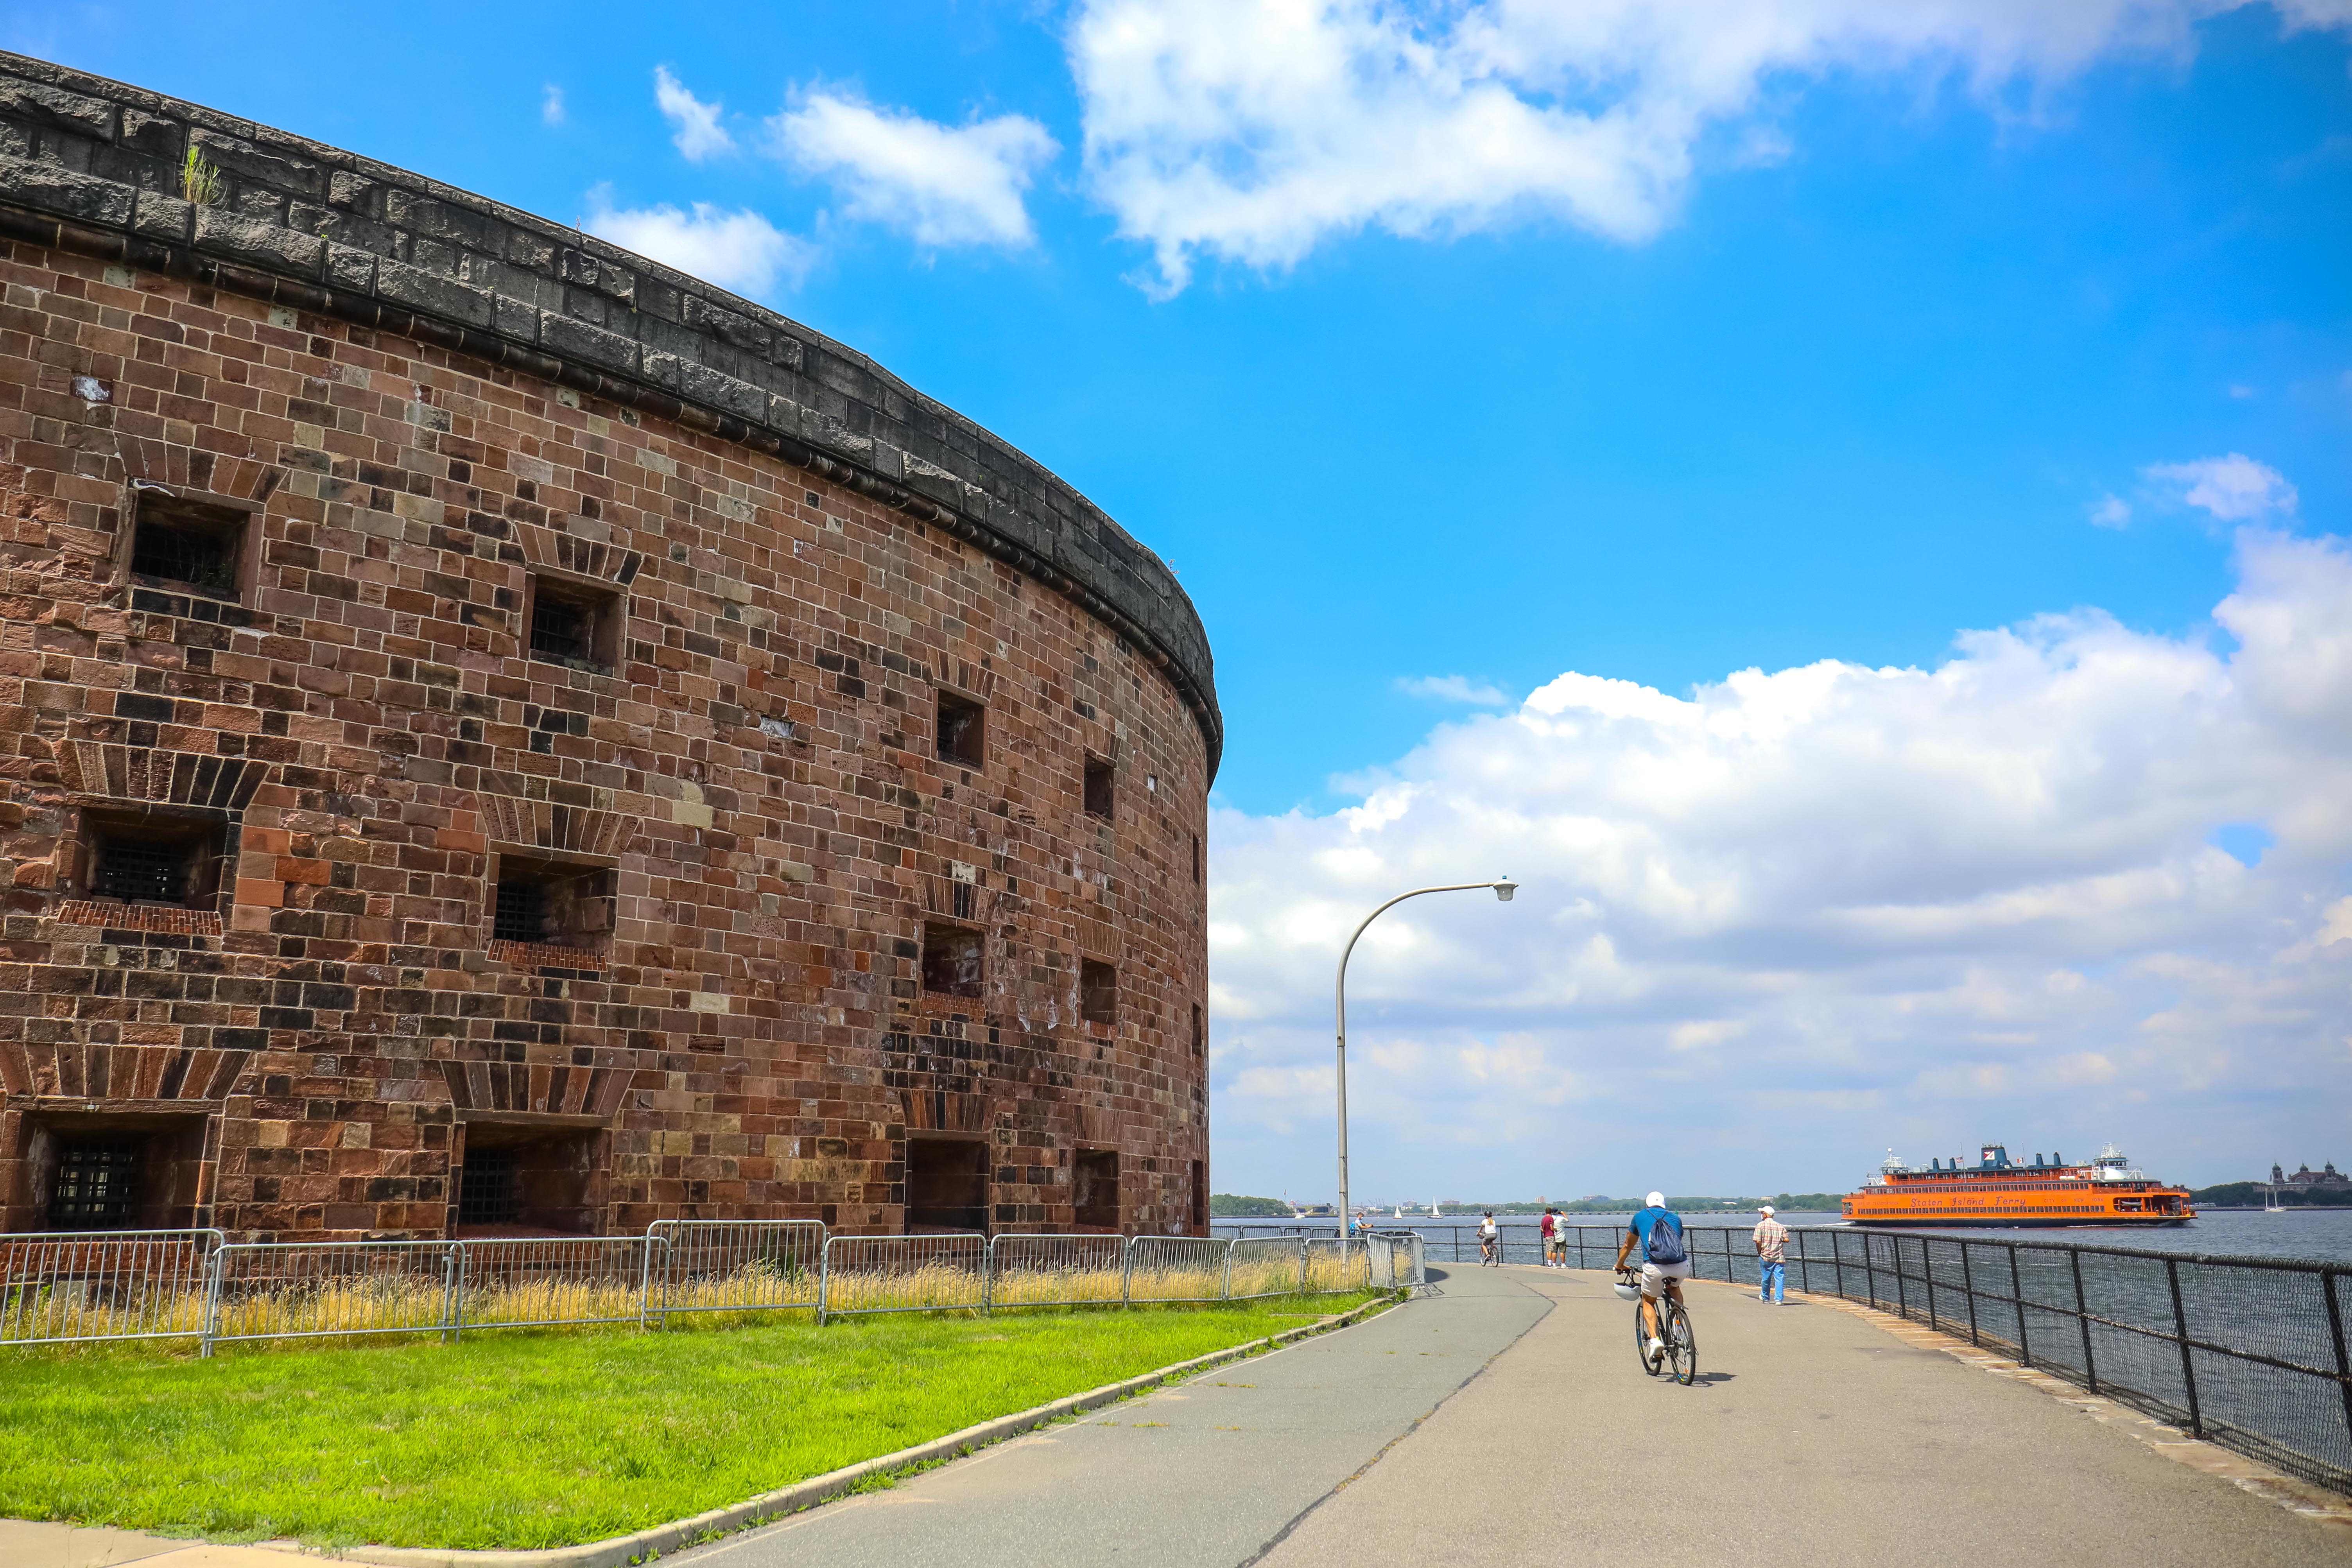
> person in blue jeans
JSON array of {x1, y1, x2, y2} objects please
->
[{"x1": 1753, "y1": 1205, "x2": 1789, "y2": 1305}]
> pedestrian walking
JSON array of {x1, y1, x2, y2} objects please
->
[{"x1": 1754, "y1": 1205, "x2": 1789, "y2": 1304}]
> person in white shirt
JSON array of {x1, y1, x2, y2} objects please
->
[{"x1": 1477, "y1": 1211, "x2": 1500, "y2": 1265}]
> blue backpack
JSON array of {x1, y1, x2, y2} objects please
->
[{"x1": 1644, "y1": 1213, "x2": 1687, "y2": 1265}]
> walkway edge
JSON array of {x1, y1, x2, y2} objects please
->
[
  {"x1": 264, "y1": 1295, "x2": 1404, "y2": 1568},
  {"x1": 1753, "y1": 1280, "x2": 2352, "y2": 1545}
]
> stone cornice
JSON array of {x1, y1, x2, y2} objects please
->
[{"x1": 0, "y1": 51, "x2": 1221, "y2": 777}]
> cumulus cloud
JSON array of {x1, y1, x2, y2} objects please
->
[
  {"x1": 656, "y1": 66, "x2": 737, "y2": 161},
  {"x1": 1069, "y1": 0, "x2": 2352, "y2": 294},
  {"x1": 583, "y1": 189, "x2": 816, "y2": 297},
  {"x1": 1396, "y1": 674, "x2": 1513, "y2": 705},
  {"x1": 1209, "y1": 527, "x2": 2352, "y2": 1197},
  {"x1": 541, "y1": 84, "x2": 565, "y2": 128},
  {"x1": 2088, "y1": 494, "x2": 2132, "y2": 529},
  {"x1": 2145, "y1": 452, "x2": 2300, "y2": 523},
  {"x1": 771, "y1": 90, "x2": 1059, "y2": 247}
]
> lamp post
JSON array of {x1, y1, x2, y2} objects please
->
[{"x1": 1334, "y1": 878, "x2": 1518, "y2": 1236}]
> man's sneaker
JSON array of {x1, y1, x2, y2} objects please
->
[{"x1": 1646, "y1": 1337, "x2": 1667, "y2": 1365}]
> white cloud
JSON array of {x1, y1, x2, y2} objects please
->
[
  {"x1": 1209, "y1": 525, "x2": 2352, "y2": 1198},
  {"x1": 1396, "y1": 674, "x2": 1513, "y2": 705},
  {"x1": 582, "y1": 189, "x2": 816, "y2": 297},
  {"x1": 771, "y1": 90, "x2": 1059, "y2": 248},
  {"x1": 541, "y1": 84, "x2": 566, "y2": 128},
  {"x1": 2088, "y1": 494, "x2": 2131, "y2": 529},
  {"x1": 656, "y1": 66, "x2": 737, "y2": 161},
  {"x1": 2145, "y1": 452, "x2": 2299, "y2": 522},
  {"x1": 1069, "y1": 0, "x2": 2352, "y2": 294}
]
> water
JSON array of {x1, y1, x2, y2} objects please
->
[{"x1": 1217, "y1": 1208, "x2": 2352, "y2": 1265}]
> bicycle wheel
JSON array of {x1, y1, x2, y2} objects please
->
[
  {"x1": 1634, "y1": 1300, "x2": 1663, "y2": 1376},
  {"x1": 1662, "y1": 1297, "x2": 1697, "y2": 1386}
]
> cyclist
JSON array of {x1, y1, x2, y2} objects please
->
[
  {"x1": 1613, "y1": 1190, "x2": 1690, "y2": 1369},
  {"x1": 1477, "y1": 1210, "x2": 1500, "y2": 1265}
]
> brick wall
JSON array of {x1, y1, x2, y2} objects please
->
[{"x1": 0, "y1": 184, "x2": 1211, "y2": 1240}]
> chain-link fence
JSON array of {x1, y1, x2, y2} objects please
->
[{"x1": 0, "y1": 1222, "x2": 1395, "y2": 1353}]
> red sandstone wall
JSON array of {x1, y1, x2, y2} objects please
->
[{"x1": 0, "y1": 239, "x2": 1209, "y2": 1240}]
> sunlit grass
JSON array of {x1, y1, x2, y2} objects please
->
[{"x1": 0, "y1": 1294, "x2": 1389, "y2": 1552}]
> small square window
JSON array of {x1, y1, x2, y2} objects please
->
[
  {"x1": 937, "y1": 689, "x2": 984, "y2": 769},
  {"x1": 1084, "y1": 756, "x2": 1113, "y2": 820},
  {"x1": 1080, "y1": 958, "x2": 1116, "y2": 1027},
  {"x1": 455, "y1": 1145, "x2": 520, "y2": 1227},
  {"x1": 907, "y1": 1136, "x2": 988, "y2": 1231},
  {"x1": 48, "y1": 1140, "x2": 142, "y2": 1229},
  {"x1": 490, "y1": 856, "x2": 615, "y2": 953},
  {"x1": 922, "y1": 920, "x2": 983, "y2": 999},
  {"x1": 1074, "y1": 1148, "x2": 1119, "y2": 1230},
  {"x1": 128, "y1": 493, "x2": 248, "y2": 601},
  {"x1": 527, "y1": 574, "x2": 620, "y2": 673},
  {"x1": 81, "y1": 811, "x2": 228, "y2": 909}
]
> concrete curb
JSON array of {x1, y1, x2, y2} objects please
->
[{"x1": 260, "y1": 1294, "x2": 1403, "y2": 1568}]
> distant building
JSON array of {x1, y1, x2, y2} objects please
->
[{"x1": 2269, "y1": 1162, "x2": 2351, "y2": 1193}]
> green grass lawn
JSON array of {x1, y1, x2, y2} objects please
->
[{"x1": 0, "y1": 1295, "x2": 1386, "y2": 1551}]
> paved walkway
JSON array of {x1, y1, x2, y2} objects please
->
[{"x1": 687, "y1": 1265, "x2": 2352, "y2": 1568}]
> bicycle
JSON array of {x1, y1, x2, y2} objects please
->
[
  {"x1": 1479, "y1": 1231, "x2": 1500, "y2": 1266},
  {"x1": 1615, "y1": 1270, "x2": 1696, "y2": 1385}
]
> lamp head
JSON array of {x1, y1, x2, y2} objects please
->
[{"x1": 1493, "y1": 877, "x2": 1518, "y2": 902}]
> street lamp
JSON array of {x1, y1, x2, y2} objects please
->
[{"x1": 1334, "y1": 877, "x2": 1518, "y2": 1235}]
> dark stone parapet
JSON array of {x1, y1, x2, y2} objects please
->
[{"x1": 0, "y1": 50, "x2": 1221, "y2": 775}]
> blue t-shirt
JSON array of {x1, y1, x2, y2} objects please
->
[{"x1": 1629, "y1": 1206, "x2": 1683, "y2": 1256}]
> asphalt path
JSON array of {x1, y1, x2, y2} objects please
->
[
  {"x1": 686, "y1": 1264, "x2": 2352, "y2": 1568},
  {"x1": 679, "y1": 1266, "x2": 1549, "y2": 1568}
]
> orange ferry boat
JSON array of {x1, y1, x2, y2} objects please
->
[{"x1": 1842, "y1": 1143, "x2": 2194, "y2": 1229}]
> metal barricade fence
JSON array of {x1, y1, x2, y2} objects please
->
[
  {"x1": 986, "y1": 1234, "x2": 1128, "y2": 1311},
  {"x1": 204, "y1": 1240, "x2": 462, "y2": 1351},
  {"x1": 1226, "y1": 1235, "x2": 1307, "y2": 1300},
  {"x1": 648, "y1": 1219, "x2": 826, "y2": 1324},
  {"x1": 819, "y1": 1233, "x2": 986, "y2": 1324},
  {"x1": 1363, "y1": 1231, "x2": 1425, "y2": 1290},
  {"x1": 0, "y1": 1229, "x2": 222, "y2": 1346},
  {"x1": 1126, "y1": 1235, "x2": 1233, "y2": 1304},
  {"x1": 1304, "y1": 1237, "x2": 1372, "y2": 1294},
  {"x1": 455, "y1": 1236, "x2": 663, "y2": 1336}
]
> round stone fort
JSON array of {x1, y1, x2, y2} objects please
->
[{"x1": 0, "y1": 52, "x2": 1218, "y2": 1241}]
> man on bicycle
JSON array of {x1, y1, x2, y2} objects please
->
[{"x1": 1613, "y1": 1191, "x2": 1690, "y2": 1368}]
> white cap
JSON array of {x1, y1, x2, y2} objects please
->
[
  {"x1": 1646, "y1": 1191, "x2": 1665, "y2": 1208},
  {"x1": 1760, "y1": 1205, "x2": 1775, "y2": 1216}
]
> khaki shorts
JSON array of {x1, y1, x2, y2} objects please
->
[{"x1": 1640, "y1": 1259, "x2": 1692, "y2": 1298}]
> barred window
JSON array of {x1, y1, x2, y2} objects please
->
[
  {"x1": 937, "y1": 690, "x2": 984, "y2": 769},
  {"x1": 82, "y1": 812, "x2": 227, "y2": 910},
  {"x1": 129, "y1": 493, "x2": 248, "y2": 600},
  {"x1": 48, "y1": 1141, "x2": 141, "y2": 1229},
  {"x1": 527, "y1": 574, "x2": 620, "y2": 673},
  {"x1": 922, "y1": 921, "x2": 983, "y2": 999},
  {"x1": 455, "y1": 1147, "x2": 520, "y2": 1226}
]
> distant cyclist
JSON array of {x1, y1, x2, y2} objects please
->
[
  {"x1": 1613, "y1": 1190, "x2": 1690, "y2": 1369},
  {"x1": 1478, "y1": 1211, "x2": 1500, "y2": 1265}
]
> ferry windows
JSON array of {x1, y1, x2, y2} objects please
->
[{"x1": 937, "y1": 689, "x2": 985, "y2": 769}]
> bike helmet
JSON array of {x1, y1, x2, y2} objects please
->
[{"x1": 1611, "y1": 1279, "x2": 1642, "y2": 1301}]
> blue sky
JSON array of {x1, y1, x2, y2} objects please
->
[{"x1": 23, "y1": 2, "x2": 2350, "y2": 1198}]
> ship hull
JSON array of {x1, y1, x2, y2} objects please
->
[{"x1": 1846, "y1": 1215, "x2": 2192, "y2": 1229}]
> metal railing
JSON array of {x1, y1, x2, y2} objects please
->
[
  {"x1": 0, "y1": 1221, "x2": 1404, "y2": 1353},
  {"x1": 648, "y1": 1219, "x2": 826, "y2": 1324},
  {"x1": 0, "y1": 1229, "x2": 222, "y2": 1346}
]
